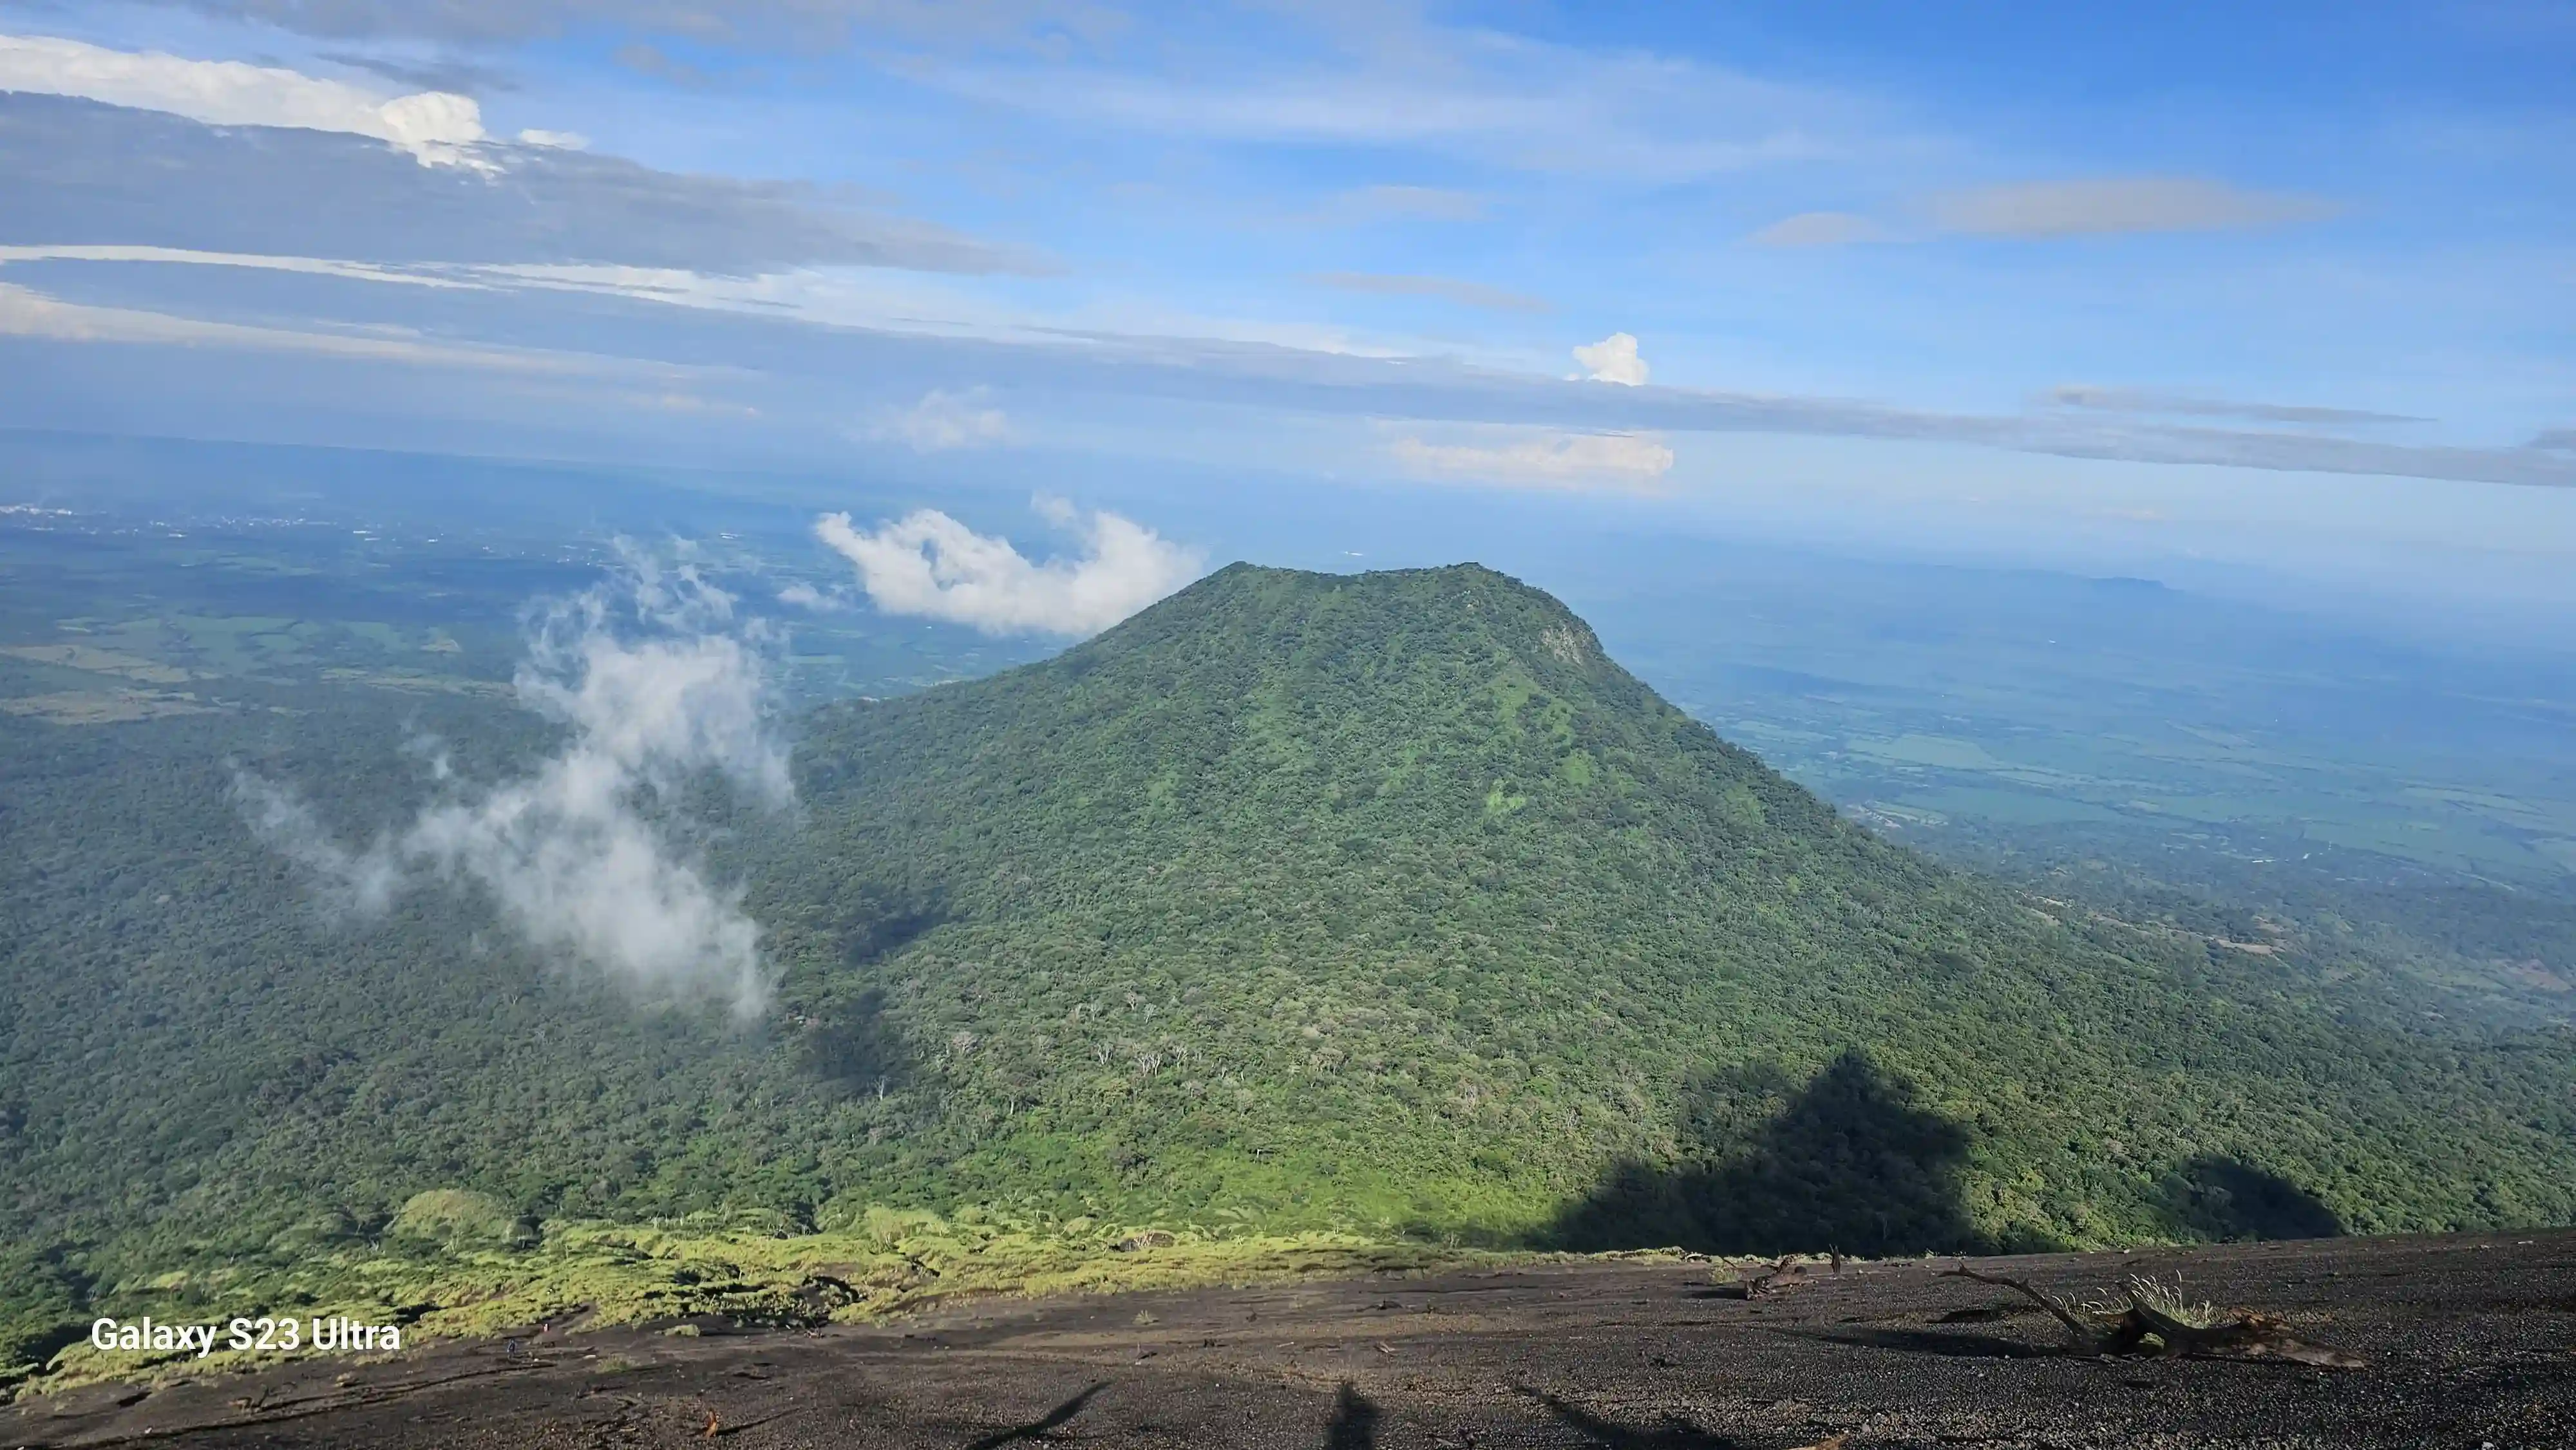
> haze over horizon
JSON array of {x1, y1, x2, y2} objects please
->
[{"x1": 1, "y1": 1, "x2": 2573, "y2": 629}]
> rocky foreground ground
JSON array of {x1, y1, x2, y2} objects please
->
[{"x1": 10, "y1": 1230, "x2": 2572, "y2": 1449}]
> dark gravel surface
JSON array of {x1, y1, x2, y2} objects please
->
[{"x1": 10, "y1": 1230, "x2": 2573, "y2": 1448}]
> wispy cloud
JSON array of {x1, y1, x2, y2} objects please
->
[
  {"x1": 0, "y1": 241, "x2": 1443, "y2": 369},
  {"x1": 814, "y1": 498, "x2": 1202, "y2": 636},
  {"x1": 239, "y1": 548, "x2": 789, "y2": 1020},
  {"x1": 0, "y1": 33, "x2": 489, "y2": 165},
  {"x1": 1925, "y1": 176, "x2": 2339, "y2": 238},
  {"x1": 1388, "y1": 428, "x2": 1674, "y2": 494},
  {"x1": 1307, "y1": 270, "x2": 1551, "y2": 314},
  {"x1": 0, "y1": 243, "x2": 485, "y2": 288}
]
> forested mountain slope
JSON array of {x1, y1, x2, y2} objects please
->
[
  {"x1": 757, "y1": 563, "x2": 2576, "y2": 1249},
  {"x1": 5, "y1": 562, "x2": 2571, "y2": 1371}
]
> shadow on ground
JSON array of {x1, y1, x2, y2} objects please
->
[
  {"x1": 964, "y1": 1380, "x2": 1108, "y2": 1449},
  {"x1": 2163, "y1": 1156, "x2": 2343, "y2": 1241},
  {"x1": 1323, "y1": 1382, "x2": 1378, "y2": 1449},
  {"x1": 1540, "y1": 1050, "x2": 2347, "y2": 1257},
  {"x1": 1541, "y1": 1051, "x2": 1989, "y2": 1257}
]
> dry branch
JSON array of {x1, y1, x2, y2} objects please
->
[{"x1": 1937, "y1": 1265, "x2": 2365, "y2": 1368}]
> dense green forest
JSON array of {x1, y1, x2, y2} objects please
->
[
  {"x1": 4, "y1": 561, "x2": 2573, "y2": 1373},
  {"x1": 753, "y1": 565, "x2": 2576, "y2": 1247}
]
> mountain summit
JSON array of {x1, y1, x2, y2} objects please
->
[{"x1": 768, "y1": 564, "x2": 2576, "y2": 1250}]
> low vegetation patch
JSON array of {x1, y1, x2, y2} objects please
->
[{"x1": 8, "y1": 1208, "x2": 1527, "y2": 1399}]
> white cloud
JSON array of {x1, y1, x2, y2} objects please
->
[
  {"x1": 1926, "y1": 176, "x2": 2338, "y2": 238},
  {"x1": 1388, "y1": 428, "x2": 1675, "y2": 493},
  {"x1": 1748, "y1": 211, "x2": 1884, "y2": 247},
  {"x1": 240, "y1": 549, "x2": 789, "y2": 1020},
  {"x1": 515, "y1": 127, "x2": 589, "y2": 149},
  {"x1": 872, "y1": 386, "x2": 1010, "y2": 451},
  {"x1": 0, "y1": 33, "x2": 489, "y2": 165},
  {"x1": 814, "y1": 500, "x2": 1202, "y2": 636},
  {"x1": 1573, "y1": 332, "x2": 1649, "y2": 386},
  {"x1": 0, "y1": 240, "x2": 1489, "y2": 375}
]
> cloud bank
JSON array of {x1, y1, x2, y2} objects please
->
[
  {"x1": 814, "y1": 500, "x2": 1202, "y2": 636},
  {"x1": 240, "y1": 550, "x2": 788, "y2": 1019}
]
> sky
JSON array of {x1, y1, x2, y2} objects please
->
[{"x1": 2, "y1": 0, "x2": 2573, "y2": 620}]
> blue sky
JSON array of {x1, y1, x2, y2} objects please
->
[{"x1": 2, "y1": 1, "x2": 2572, "y2": 616}]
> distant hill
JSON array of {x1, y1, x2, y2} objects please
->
[{"x1": 759, "y1": 563, "x2": 2576, "y2": 1250}]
